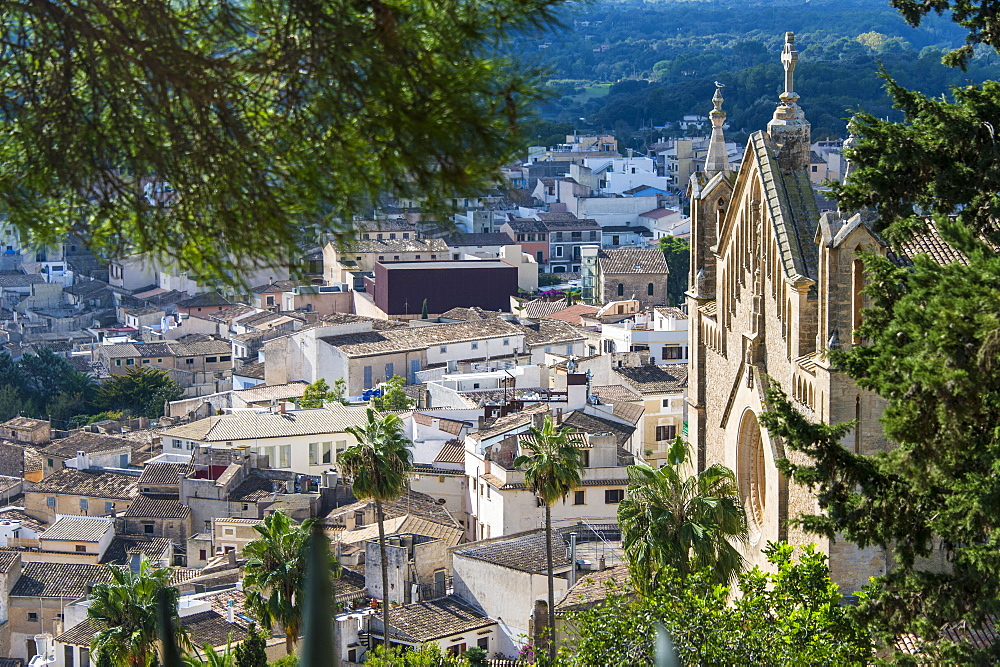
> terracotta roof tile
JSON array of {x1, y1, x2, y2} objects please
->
[
  {"x1": 123, "y1": 494, "x2": 191, "y2": 519},
  {"x1": 27, "y1": 468, "x2": 137, "y2": 500},
  {"x1": 433, "y1": 440, "x2": 465, "y2": 465}
]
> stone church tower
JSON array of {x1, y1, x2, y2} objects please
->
[{"x1": 686, "y1": 33, "x2": 892, "y2": 591}]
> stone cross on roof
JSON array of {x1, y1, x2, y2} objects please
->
[{"x1": 780, "y1": 32, "x2": 800, "y2": 106}]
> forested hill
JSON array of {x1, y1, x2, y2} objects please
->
[{"x1": 523, "y1": 0, "x2": 1000, "y2": 145}]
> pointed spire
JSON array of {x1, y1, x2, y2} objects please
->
[
  {"x1": 768, "y1": 31, "x2": 811, "y2": 173},
  {"x1": 704, "y1": 83, "x2": 731, "y2": 176}
]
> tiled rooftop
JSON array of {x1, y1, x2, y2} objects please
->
[
  {"x1": 27, "y1": 468, "x2": 138, "y2": 500},
  {"x1": 592, "y1": 384, "x2": 641, "y2": 404},
  {"x1": 123, "y1": 494, "x2": 191, "y2": 519},
  {"x1": 232, "y1": 381, "x2": 309, "y2": 404},
  {"x1": 162, "y1": 404, "x2": 369, "y2": 442},
  {"x1": 613, "y1": 364, "x2": 689, "y2": 395},
  {"x1": 11, "y1": 561, "x2": 118, "y2": 597},
  {"x1": 598, "y1": 248, "x2": 669, "y2": 275},
  {"x1": 520, "y1": 319, "x2": 587, "y2": 347},
  {"x1": 347, "y1": 238, "x2": 450, "y2": 254},
  {"x1": 39, "y1": 516, "x2": 113, "y2": 542},
  {"x1": 137, "y1": 461, "x2": 191, "y2": 486},
  {"x1": 454, "y1": 525, "x2": 595, "y2": 574},
  {"x1": 433, "y1": 440, "x2": 465, "y2": 465},
  {"x1": 439, "y1": 306, "x2": 500, "y2": 322},
  {"x1": 320, "y1": 319, "x2": 524, "y2": 358},
  {"x1": 520, "y1": 300, "x2": 567, "y2": 319},
  {"x1": 57, "y1": 610, "x2": 247, "y2": 648},
  {"x1": 99, "y1": 535, "x2": 172, "y2": 565},
  {"x1": 41, "y1": 431, "x2": 132, "y2": 459},
  {"x1": 378, "y1": 595, "x2": 494, "y2": 643},
  {"x1": 543, "y1": 303, "x2": 599, "y2": 323}
]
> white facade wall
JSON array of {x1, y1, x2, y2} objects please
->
[
  {"x1": 527, "y1": 340, "x2": 587, "y2": 365},
  {"x1": 573, "y1": 196, "x2": 660, "y2": 227},
  {"x1": 424, "y1": 334, "x2": 525, "y2": 366},
  {"x1": 163, "y1": 431, "x2": 357, "y2": 476},
  {"x1": 452, "y1": 556, "x2": 565, "y2": 658}
]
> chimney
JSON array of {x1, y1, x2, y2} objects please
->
[
  {"x1": 227, "y1": 599, "x2": 235, "y2": 624},
  {"x1": 279, "y1": 401, "x2": 286, "y2": 414},
  {"x1": 555, "y1": 408, "x2": 563, "y2": 425}
]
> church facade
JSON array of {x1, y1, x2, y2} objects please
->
[{"x1": 686, "y1": 33, "x2": 892, "y2": 591}]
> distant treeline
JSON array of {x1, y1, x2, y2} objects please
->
[{"x1": 518, "y1": 0, "x2": 1000, "y2": 143}]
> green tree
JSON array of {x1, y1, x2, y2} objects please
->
[
  {"x1": 18, "y1": 348, "x2": 91, "y2": 407},
  {"x1": 657, "y1": 236, "x2": 689, "y2": 306},
  {"x1": 95, "y1": 367, "x2": 183, "y2": 419},
  {"x1": 513, "y1": 415, "x2": 585, "y2": 663},
  {"x1": 0, "y1": 385, "x2": 36, "y2": 423},
  {"x1": 421, "y1": 298, "x2": 429, "y2": 319},
  {"x1": 233, "y1": 625, "x2": 268, "y2": 667},
  {"x1": 328, "y1": 378, "x2": 349, "y2": 405},
  {"x1": 243, "y1": 511, "x2": 335, "y2": 655},
  {"x1": 618, "y1": 439, "x2": 748, "y2": 594},
  {"x1": 362, "y1": 644, "x2": 464, "y2": 666},
  {"x1": 89, "y1": 562, "x2": 190, "y2": 667},
  {"x1": 298, "y1": 378, "x2": 330, "y2": 409},
  {"x1": 341, "y1": 408, "x2": 414, "y2": 648},
  {"x1": 0, "y1": 0, "x2": 565, "y2": 284},
  {"x1": 371, "y1": 376, "x2": 415, "y2": 411},
  {"x1": 564, "y1": 543, "x2": 873, "y2": 665}
]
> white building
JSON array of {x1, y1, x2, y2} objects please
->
[
  {"x1": 159, "y1": 404, "x2": 369, "y2": 476},
  {"x1": 599, "y1": 307, "x2": 689, "y2": 364}
]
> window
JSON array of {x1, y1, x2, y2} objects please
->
[
  {"x1": 323, "y1": 442, "x2": 333, "y2": 464},
  {"x1": 555, "y1": 231, "x2": 563, "y2": 241},
  {"x1": 431, "y1": 254, "x2": 436, "y2": 259},
  {"x1": 199, "y1": 549, "x2": 207, "y2": 561},
  {"x1": 120, "y1": 454, "x2": 129, "y2": 467},
  {"x1": 536, "y1": 251, "x2": 544, "y2": 262},
  {"x1": 389, "y1": 233, "x2": 396, "y2": 240},
  {"x1": 378, "y1": 255, "x2": 385, "y2": 261},
  {"x1": 656, "y1": 425, "x2": 677, "y2": 441},
  {"x1": 220, "y1": 355, "x2": 231, "y2": 362},
  {"x1": 206, "y1": 356, "x2": 218, "y2": 363},
  {"x1": 157, "y1": 358, "x2": 163, "y2": 363},
  {"x1": 46, "y1": 496, "x2": 55, "y2": 508},
  {"x1": 363, "y1": 365, "x2": 373, "y2": 390},
  {"x1": 224, "y1": 527, "x2": 235, "y2": 536},
  {"x1": 471, "y1": 342, "x2": 479, "y2": 350},
  {"x1": 265, "y1": 295, "x2": 275, "y2": 306},
  {"x1": 566, "y1": 344, "x2": 573, "y2": 354},
  {"x1": 647, "y1": 283, "x2": 654, "y2": 296},
  {"x1": 617, "y1": 283, "x2": 624, "y2": 297},
  {"x1": 384, "y1": 362, "x2": 394, "y2": 381},
  {"x1": 309, "y1": 442, "x2": 319, "y2": 465},
  {"x1": 403, "y1": 233, "x2": 410, "y2": 239},
  {"x1": 589, "y1": 230, "x2": 597, "y2": 240},
  {"x1": 447, "y1": 644, "x2": 467, "y2": 656},
  {"x1": 571, "y1": 231, "x2": 582, "y2": 240},
  {"x1": 47, "y1": 458, "x2": 54, "y2": 467},
  {"x1": 142, "y1": 359, "x2": 150, "y2": 364},
  {"x1": 574, "y1": 490, "x2": 585, "y2": 505},
  {"x1": 126, "y1": 358, "x2": 134, "y2": 366},
  {"x1": 80, "y1": 648, "x2": 89, "y2": 667},
  {"x1": 185, "y1": 358, "x2": 194, "y2": 364},
  {"x1": 502, "y1": 338, "x2": 510, "y2": 346},
  {"x1": 605, "y1": 489, "x2": 625, "y2": 504},
  {"x1": 105, "y1": 502, "x2": 114, "y2": 514},
  {"x1": 440, "y1": 346, "x2": 447, "y2": 353},
  {"x1": 612, "y1": 235, "x2": 620, "y2": 245},
  {"x1": 555, "y1": 246, "x2": 564, "y2": 257},
  {"x1": 115, "y1": 359, "x2": 121, "y2": 367},
  {"x1": 477, "y1": 637, "x2": 489, "y2": 651},
  {"x1": 517, "y1": 234, "x2": 525, "y2": 242},
  {"x1": 393, "y1": 255, "x2": 400, "y2": 260},
  {"x1": 662, "y1": 345, "x2": 684, "y2": 360},
  {"x1": 811, "y1": 165, "x2": 818, "y2": 172},
  {"x1": 414, "y1": 255, "x2": 421, "y2": 259},
  {"x1": 144, "y1": 524, "x2": 154, "y2": 535},
  {"x1": 662, "y1": 398, "x2": 671, "y2": 408},
  {"x1": 581, "y1": 450, "x2": 590, "y2": 467},
  {"x1": 279, "y1": 445, "x2": 291, "y2": 468},
  {"x1": 75, "y1": 545, "x2": 87, "y2": 553},
  {"x1": 28, "y1": 612, "x2": 37, "y2": 622}
]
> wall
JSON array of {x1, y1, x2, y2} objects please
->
[
  {"x1": 24, "y1": 492, "x2": 131, "y2": 524},
  {"x1": 452, "y1": 556, "x2": 565, "y2": 658},
  {"x1": 373, "y1": 263, "x2": 519, "y2": 317}
]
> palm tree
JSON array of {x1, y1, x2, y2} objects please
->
[
  {"x1": 618, "y1": 438, "x2": 748, "y2": 595},
  {"x1": 89, "y1": 561, "x2": 189, "y2": 667},
  {"x1": 513, "y1": 415, "x2": 585, "y2": 662},
  {"x1": 341, "y1": 407, "x2": 413, "y2": 649},
  {"x1": 242, "y1": 511, "x2": 332, "y2": 654}
]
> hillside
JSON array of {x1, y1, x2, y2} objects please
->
[{"x1": 521, "y1": 0, "x2": 1000, "y2": 146}]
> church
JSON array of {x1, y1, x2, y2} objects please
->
[{"x1": 685, "y1": 33, "x2": 895, "y2": 591}]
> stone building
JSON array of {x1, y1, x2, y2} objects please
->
[
  {"x1": 596, "y1": 247, "x2": 669, "y2": 308},
  {"x1": 686, "y1": 33, "x2": 895, "y2": 592}
]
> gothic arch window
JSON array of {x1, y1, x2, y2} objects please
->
[
  {"x1": 786, "y1": 299, "x2": 793, "y2": 358},
  {"x1": 739, "y1": 410, "x2": 767, "y2": 534},
  {"x1": 853, "y1": 250, "x2": 865, "y2": 343},
  {"x1": 617, "y1": 283, "x2": 624, "y2": 297},
  {"x1": 647, "y1": 282, "x2": 654, "y2": 296}
]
